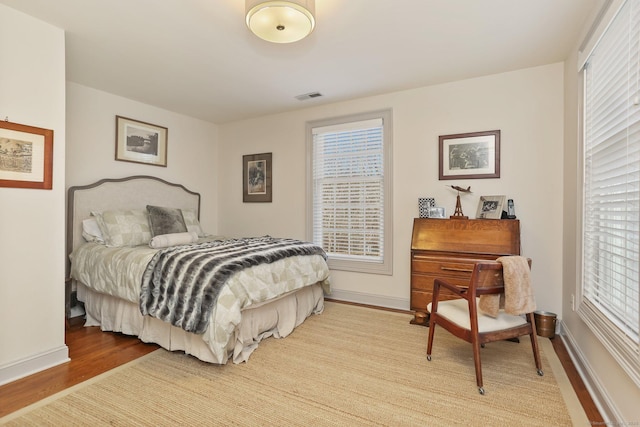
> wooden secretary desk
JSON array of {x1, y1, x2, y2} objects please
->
[{"x1": 410, "y1": 218, "x2": 521, "y2": 325}]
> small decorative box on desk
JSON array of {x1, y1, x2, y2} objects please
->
[{"x1": 410, "y1": 218, "x2": 520, "y2": 325}]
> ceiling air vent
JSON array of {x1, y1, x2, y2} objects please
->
[{"x1": 295, "y1": 92, "x2": 323, "y2": 101}]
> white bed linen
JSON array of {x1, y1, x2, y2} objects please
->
[
  {"x1": 71, "y1": 240, "x2": 331, "y2": 363},
  {"x1": 78, "y1": 282, "x2": 325, "y2": 363}
]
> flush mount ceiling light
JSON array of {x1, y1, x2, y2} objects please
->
[{"x1": 246, "y1": 0, "x2": 316, "y2": 43}]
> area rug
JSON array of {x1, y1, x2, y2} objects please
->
[{"x1": 1, "y1": 302, "x2": 587, "y2": 426}]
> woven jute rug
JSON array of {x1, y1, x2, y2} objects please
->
[{"x1": 1, "y1": 302, "x2": 588, "y2": 426}]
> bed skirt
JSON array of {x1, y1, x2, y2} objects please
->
[{"x1": 77, "y1": 283, "x2": 325, "y2": 364}]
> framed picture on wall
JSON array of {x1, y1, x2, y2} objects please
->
[
  {"x1": 0, "y1": 120, "x2": 53, "y2": 190},
  {"x1": 115, "y1": 116, "x2": 168, "y2": 167},
  {"x1": 243, "y1": 152, "x2": 272, "y2": 202},
  {"x1": 439, "y1": 130, "x2": 500, "y2": 180}
]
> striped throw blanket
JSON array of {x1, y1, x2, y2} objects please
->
[{"x1": 139, "y1": 236, "x2": 327, "y2": 334}]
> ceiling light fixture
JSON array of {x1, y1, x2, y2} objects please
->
[{"x1": 245, "y1": 0, "x2": 316, "y2": 44}]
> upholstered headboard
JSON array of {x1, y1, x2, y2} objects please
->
[{"x1": 66, "y1": 175, "x2": 201, "y2": 277}]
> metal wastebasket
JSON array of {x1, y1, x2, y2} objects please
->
[{"x1": 534, "y1": 311, "x2": 557, "y2": 338}]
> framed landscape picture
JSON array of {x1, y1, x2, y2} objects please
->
[
  {"x1": 115, "y1": 116, "x2": 168, "y2": 167},
  {"x1": 0, "y1": 120, "x2": 53, "y2": 190},
  {"x1": 439, "y1": 130, "x2": 500, "y2": 180}
]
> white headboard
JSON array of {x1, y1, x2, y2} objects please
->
[{"x1": 66, "y1": 175, "x2": 201, "y2": 276}]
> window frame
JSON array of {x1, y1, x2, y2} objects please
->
[
  {"x1": 578, "y1": 0, "x2": 640, "y2": 387},
  {"x1": 305, "y1": 109, "x2": 393, "y2": 275}
]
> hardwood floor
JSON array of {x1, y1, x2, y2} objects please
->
[
  {"x1": 551, "y1": 336, "x2": 604, "y2": 423},
  {"x1": 0, "y1": 312, "x2": 603, "y2": 423},
  {"x1": 0, "y1": 317, "x2": 158, "y2": 418}
]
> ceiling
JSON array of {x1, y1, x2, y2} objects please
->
[{"x1": 1, "y1": 0, "x2": 600, "y2": 124}]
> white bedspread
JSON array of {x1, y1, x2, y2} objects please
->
[{"x1": 70, "y1": 240, "x2": 331, "y2": 363}]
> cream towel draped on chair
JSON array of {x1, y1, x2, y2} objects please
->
[{"x1": 478, "y1": 256, "x2": 536, "y2": 317}]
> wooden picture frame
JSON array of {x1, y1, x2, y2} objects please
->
[
  {"x1": 115, "y1": 116, "x2": 168, "y2": 167},
  {"x1": 243, "y1": 152, "x2": 272, "y2": 202},
  {"x1": 439, "y1": 130, "x2": 500, "y2": 180},
  {"x1": 476, "y1": 195, "x2": 506, "y2": 219},
  {"x1": 0, "y1": 120, "x2": 53, "y2": 189}
]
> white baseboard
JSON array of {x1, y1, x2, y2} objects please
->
[
  {"x1": 326, "y1": 289, "x2": 409, "y2": 311},
  {"x1": 558, "y1": 320, "x2": 619, "y2": 423},
  {"x1": 0, "y1": 345, "x2": 69, "y2": 386}
]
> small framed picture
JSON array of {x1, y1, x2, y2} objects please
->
[
  {"x1": 243, "y1": 152, "x2": 272, "y2": 202},
  {"x1": 115, "y1": 116, "x2": 168, "y2": 167},
  {"x1": 476, "y1": 195, "x2": 506, "y2": 219},
  {"x1": 439, "y1": 130, "x2": 500, "y2": 180},
  {"x1": 0, "y1": 120, "x2": 53, "y2": 190},
  {"x1": 418, "y1": 197, "x2": 436, "y2": 218},
  {"x1": 428, "y1": 206, "x2": 446, "y2": 218}
]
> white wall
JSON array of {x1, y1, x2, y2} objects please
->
[
  {"x1": 218, "y1": 63, "x2": 565, "y2": 314},
  {"x1": 0, "y1": 5, "x2": 68, "y2": 384},
  {"x1": 65, "y1": 83, "x2": 220, "y2": 235},
  {"x1": 561, "y1": 3, "x2": 640, "y2": 422},
  {"x1": 2, "y1": 3, "x2": 634, "y2": 421}
]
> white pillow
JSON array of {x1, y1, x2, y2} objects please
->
[
  {"x1": 92, "y1": 209, "x2": 152, "y2": 247},
  {"x1": 181, "y1": 209, "x2": 205, "y2": 237},
  {"x1": 149, "y1": 231, "x2": 199, "y2": 249},
  {"x1": 82, "y1": 218, "x2": 105, "y2": 243}
]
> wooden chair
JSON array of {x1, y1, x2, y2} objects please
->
[{"x1": 426, "y1": 260, "x2": 543, "y2": 395}]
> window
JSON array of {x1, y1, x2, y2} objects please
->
[
  {"x1": 580, "y1": 0, "x2": 640, "y2": 386},
  {"x1": 306, "y1": 110, "x2": 393, "y2": 274}
]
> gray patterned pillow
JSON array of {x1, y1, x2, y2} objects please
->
[
  {"x1": 92, "y1": 209, "x2": 152, "y2": 247},
  {"x1": 147, "y1": 205, "x2": 187, "y2": 236}
]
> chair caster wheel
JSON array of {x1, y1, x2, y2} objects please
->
[
  {"x1": 427, "y1": 355, "x2": 432, "y2": 361},
  {"x1": 537, "y1": 369, "x2": 544, "y2": 376},
  {"x1": 478, "y1": 387, "x2": 485, "y2": 395}
]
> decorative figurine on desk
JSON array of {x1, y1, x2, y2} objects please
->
[{"x1": 449, "y1": 185, "x2": 472, "y2": 219}]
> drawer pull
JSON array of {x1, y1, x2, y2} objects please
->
[{"x1": 441, "y1": 266, "x2": 473, "y2": 273}]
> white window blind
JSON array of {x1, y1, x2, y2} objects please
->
[
  {"x1": 581, "y1": 0, "x2": 640, "y2": 386},
  {"x1": 307, "y1": 111, "x2": 392, "y2": 274}
]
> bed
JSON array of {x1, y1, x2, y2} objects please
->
[{"x1": 66, "y1": 175, "x2": 331, "y2": 364}]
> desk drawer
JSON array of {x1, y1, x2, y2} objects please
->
[
  {"x1": 411, "y1": 289, "x2": 459, "y2": 312},
  {"x1": 411, "y1": 258, "x2": 476, "y2": 276},
  {"x1": 411, "y1": 290, "x2": 432, "y2": 312},
  {"x1": 411, "y1": 274, "x2": 470, "y2": 291}
]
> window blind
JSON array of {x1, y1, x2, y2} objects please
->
[
  {"x1": 311, "y1": 118, "x2": 384, "y2": 263},
  {"x1": 582, "y1": 0, "x2": 640, "y2": 386}
]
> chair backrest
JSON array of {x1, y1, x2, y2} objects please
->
[
  {"x1": 468, "y1": 258, "x2": 532, "y2": 296},
  {"x1": 468, "y1": 262, "x2": 505, "y2": 296}
]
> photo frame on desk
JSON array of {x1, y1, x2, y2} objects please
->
[
  {"x1": 428, "y1": 206, "x2": 446, "y2": 218},
  {"x1": 0, "y1": 120, "x2": 53, "y2": 190},
  {"x1": 476, "y1": 195, "x2": 506, "y2": 219},
  {"x1": 439, "y1": 130, "x2": 500, "y2": 180}
]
